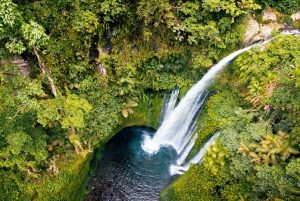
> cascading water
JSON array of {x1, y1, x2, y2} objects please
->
[
  {"x1": 142, "y1": 41, "x2": 269, "y2": 176},
  {"x1": 170, "y1": 131, "x2": 220, "y2": 175},
  {"x1": 158, "y1": 88, "x2": 180, "y2": 127},
  {"x1": 143, "y1": 42, "x2": 266, "y2": 155}
]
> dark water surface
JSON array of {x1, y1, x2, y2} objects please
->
[{"x1": 85, "y1": 126, "x2": 177, "y2": 201}]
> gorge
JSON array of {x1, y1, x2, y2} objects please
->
[
  {"x1": 1, "y1": 1, "x2": 300, "y2": 200},
  {"x1": 85, "y1": 40, "x2": 271, "y2": 200}
]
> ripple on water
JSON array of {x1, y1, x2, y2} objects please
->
[{"x1": 85, "y1": 126, "x2": 178, "y2": 201}]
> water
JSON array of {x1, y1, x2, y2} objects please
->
[
  {"x1": 170, "y1": 131, "x2": 220, "y2": 175},
  {"x1": 158, "y1": 88, "x2": 180, "y2": 127},
  {"x1": 85, "y1": 126, "x2": 177, "y2": 201}
]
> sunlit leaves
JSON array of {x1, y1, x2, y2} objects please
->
[
  {"x1": 100, "y1": 0, "x2": 127, "y2": 23},
  {"x1": 239, "y1": 131, "x2": 299, "y2": 166},
  {"x1": 231, "y1": 35, "x2": 300, "y2": 112},
  {"x1": 122, "y1": 100, "x2": 138, "y2": 118},
  {"x1": 72, "y1": 11, "x2": 99, "y2": 33},
  {"x1": 22, "y1": 21, "x2": 49, "y2": 48},
  {"x1": 203, "y1": 0, "x2": 260, "y2": 21},
  {"x1": 0, "y1": 0, "x2": 21, "y2": 28},
  {"x1": 203, "y1": 140, "x2": 229, "y2": 175},
  {"x1": 5, "y1": 39, "x2": 25, "y2": 54},
  {"x1": 37, "y1": 93, "x2": 92, "y2": 129}
]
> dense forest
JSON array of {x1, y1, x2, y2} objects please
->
[{"x1": 0, "y1": 0, "x2": 300, "y2": 200}]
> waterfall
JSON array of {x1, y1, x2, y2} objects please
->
[
  {"x1": 146, "y1": 93, "x2": 154, "y2": 127},
  {"x1": 169, "y1": 131, "x2": 220, "y2": 175},
  {"x1": 142, "y1": 42, "x2": 266, "y2": 156},
  {"x1": 142, "y1": 40, "x2": 270, "y2": 177},
  {"x1": 157, "y1": 88, "x2": 180, "y2": 127},
  {"x1": 176, "y1": 133, "x2": 198, "y2": 165}
]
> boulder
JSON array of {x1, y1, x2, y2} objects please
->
[
  {"x1": 262, "y1": 10, "x2": 277, "y2": 22},
  {"x1": 291, "y1": 11, "x2": 300, "y2": 21},
  {"x1": 244, "y1": 18, "x2": 260, "y2": 43},
  {"x1": 243, "y1": 16, "x2": 285, "y2": 43}
]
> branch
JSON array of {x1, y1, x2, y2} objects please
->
[{"x1": 33, "y1": 46, "x2": 57, "y2": 97}]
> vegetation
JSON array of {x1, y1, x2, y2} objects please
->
[
  {"x1": 162, "y1": 35, "x2": 300, "y2": 201},
  {"x1": 0, "y1": 0, "x2": 299, "y2": 200},
  {"x1": 256, "y1": 0, "x2": 300, "y2": 14}
]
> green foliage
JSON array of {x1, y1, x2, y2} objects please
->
[
  {"x1": 203, "y1": 0, "x2": 260, "y2": 21},
  {"x1": 253, "y1": 165, "x2": 290, "y2": 200},
  {"x1": 1, "y1": 0, "x2": 299, "y2": 200},
  {"x1": 256, "y1": 0, "x2": 300, "y2": 14},
  {"x1": 239, "y1": 131, "x2": 299, "y2": 167},
  {"x1": 190, "y1": 90, "x2": 244, "y2": 156},
  {"x1": 203, "y1": 139, "x2": 229, "y2": 175},
  {"x1": 231, "y1": 35, "x2": 300, "y2": 115},
  {"x1": 37, "y1": 92, "x2": 92, "y2": 129}
]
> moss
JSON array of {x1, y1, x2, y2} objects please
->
[
  {"x1": 23, "y1": 153, "x2": 94, "y2": 201},
  {"x1": 293, "y1": 19, "x2": 300, "y2": 29},
  {"x1": 79, "y1": 91, "x2": 165, "y2": 199},
  {"x1": 114, "y1": 92, "x2": 164, "y2": 133},
  {"x1": 64, "y1": 154, "x2": 94, "y2": 201},
  {"x1": 160, "y1": 179, "x2": 176, "y2": 201}
]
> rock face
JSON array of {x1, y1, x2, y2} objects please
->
[
  {"x1": 243, "y1": 8, "x2": 288, "y2": 43},
  {"x1": 262, "y1": 10, "x2": 277, "y2": 22},
  {"x1": 0, "y1": 56, "x2": 31, "y2": 76},
  {"x1": 291, "y1": 11, "x2": 300, "y2": 21},
  {"x1": 12, "y1": 56, "x2": 31, "y2": 76},
  {"x1": 244, "y1": 9, "x2": 300, "y2": 43},
  {"x1": 244, "y1": 18, "x2": 285, "y2": 43},
  {"x1": 253, "y1": 23, "x2": 285, "y2": 41}
]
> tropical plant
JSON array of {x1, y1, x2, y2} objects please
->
[
  {"x1": 238, "y1": 131, "x2": 299, "y2": 167},
  {"x1": 203, "y1": 139, "x2": 229, "y2": 175}
]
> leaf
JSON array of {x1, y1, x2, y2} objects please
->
[
  {"x1": 122, "y1": 108, "x2": 128, "y2": 118},
  {"x1": 126, "y1": 100, "x2": 138, "y2": 107},
  {"x1": 127, "y1": 108, "x2": 133, "y2": 114}
]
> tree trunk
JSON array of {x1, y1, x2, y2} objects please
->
[{"x1": 33, "y1": 46, "x2": 57, "y2": 97}]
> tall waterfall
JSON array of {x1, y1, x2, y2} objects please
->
[
  {"x1": 142, "y1": 41, "x2": 269, "y2": 176},
  {"x1": 143, "y1": 43, "x2": 265, "y2": 155}
]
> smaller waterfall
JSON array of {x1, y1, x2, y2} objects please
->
[
  {"x1": 187, "y1": 131, "x2": 220, "y2": 165},
  {"x1": 146, "y1": 93, "x2": 154, "y2": 127},
  {"x1": 176, "y1": 133, "x2": 198, "y2": 165},
  {"x1": 170, "y1": 131, "x2": 220, "y2": 175},
  {"x1": 158, "y1": 88, "x2": 180, "y2": 127}
]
